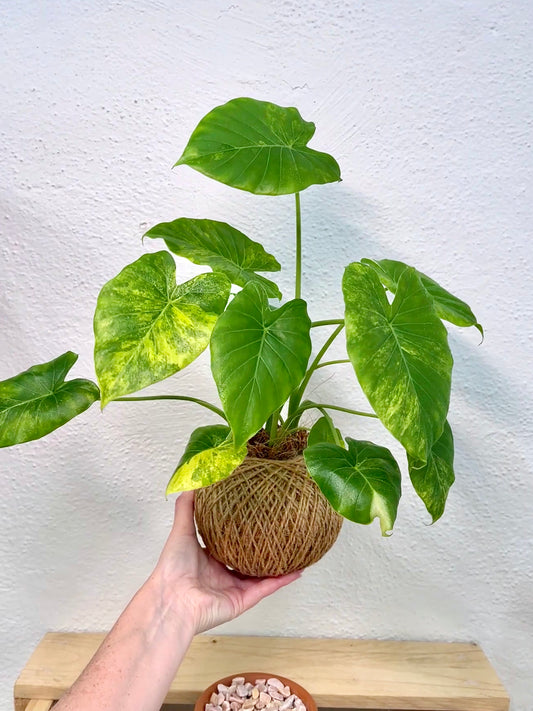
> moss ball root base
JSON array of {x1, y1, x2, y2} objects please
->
[{"x1": 194, "y1": 455, "x2": 343, "y2": 577}]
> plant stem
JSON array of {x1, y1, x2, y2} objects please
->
[
  {"x1": 286, "y1": 401, "x2": 378, "y2": 428},
  {"x1": 311, "y1": 319, "x2": 344, "y2": 327},
  {"x1": 315, "y1": 358, "x2": 351, "y2": 370},
  {"x1": 308, "y1": 402, "x2": 378, "y2": 419},
  {"x1": 268, "y1": 407, "x2": 281, "y2": 444},
  {"x1": 295, "y1": 192, "x2": 302, "y2": 299},
  {"x1": 295, "y1": 322, "x2": 345, "y2": 404},
  {"x1": 114, "y1": 395, "x2": 227, "y2": 421}
]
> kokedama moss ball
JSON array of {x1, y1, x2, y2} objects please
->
[{"x1": 194, "y1": 430, "x2": 343, "y2": 577}]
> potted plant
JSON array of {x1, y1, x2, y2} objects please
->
[{"x1": 0, "y1": 97, "x2": 482, "y2": 577}]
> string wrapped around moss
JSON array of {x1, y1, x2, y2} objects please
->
[{"x1": 194, "y1": 431, "x2": 343, "y2": 577}]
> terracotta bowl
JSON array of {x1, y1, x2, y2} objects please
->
[{"x1": 194, "y1": 673, "x2": 317, "y2": 711}]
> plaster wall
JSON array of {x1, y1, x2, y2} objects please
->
[{"x1": 1, "y1": 1, "x2": 532, "y2": 708}]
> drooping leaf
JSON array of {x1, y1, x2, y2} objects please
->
[
  {"x1": 166, "y1": 424, "x2": 247, "y2": 494},
  {"x1": 0, "y1": 352, "x2": 99, "y2": 447},
  {"x1": 308, "y1": 415, "x2": 343, "y2": 448},
  {"x1": 304, "y1": 437, "x2": 402, "y2": 536},
  {"x1": 211, "y1": 282, "x2": 312, "y2": 447},
  {"x1": 145, "y1": 218, "x2": 282, "y2": 298},
  {"x1": 361, "y1": 258, "x2": 483, "y2": 336},
  {"x1": 343, "y1": 262, "x2": 453, "y2": 462},
  {"x1": 175, "y1": 97, "x2": 341, "y2": 195},
  {"x1": 94, "y1": 251, "x2": 230, "y2": 407},
  {"x1": 408, "y1": 421, "x2": 455, "y2": 523}
]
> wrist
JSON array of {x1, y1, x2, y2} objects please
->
[{"x1": 144, "y1": 568, "x2": 198, "y2": 640}]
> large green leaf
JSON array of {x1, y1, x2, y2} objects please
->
[
  {"x1": 304, "y1": 438, "x2": 402, "y2": 536},
  {"x1": 211, "y1": 282, "x2": 312, "y2": 447},
  {"x1": 175, "y1": 97, "x2": 341, "y2": 195},
  {"x1": 166, "y1": 424, "x2": 247, "y2": 494},
  {"x1": 408, "y1": 421, "x2": 455, "y2": 523},
  {"x1": 361, "y1": 258, "x2": 483, "y2": 336},
  {"x1": 343, "y1": 262, "x2": 453, "y2": 462},
  {"x1": 0, "y1": 352, "x2": 99, "y2": 447},
  {"x1": 94, "y1": 251, "x2": 230, "y2": 407},
  {"x1": 145, "y1": 218, "x2": 282, "y2": 298}
]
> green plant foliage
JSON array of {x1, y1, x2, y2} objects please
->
[
  {"x1": 94, "y1": 251, "x2": 230, "y2": 407},
  {"x1": 343, "y1": 262, "x2": 453, "y2": 462},
  {"x1": 408, "y1": 421, "x2": 455, "y2": 522},
  {"x1": 166, "y1": 424, "x2": 246, "y2": 493},
  {"x1": 361, "y1": 258, "x2": 483, "y2": 336},
  {"x1": 175, "y1": 97, "x2": 341, "y2": 195},
  {"x1": 1, "y1": 94, "x2": 480, "y2": 532},
  {"x1": 304, "y1": 438, "x2": 402, "y2": 535},
  {"x1": 211, "y1": 282, "x2": 312, "y2": 447},
  {"x1": 145, "y1": 217, "x2": 282, "y2": 298},
  {"x1": 0, "y1": 352, "x2": 99, "y2": 447},
  {"x1": 308, "y1": 415, "x2": 343, "y2": 447}
]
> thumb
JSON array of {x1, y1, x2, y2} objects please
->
[{"x1": 171, "y1": 491, "x2": 197, "y2": 537}]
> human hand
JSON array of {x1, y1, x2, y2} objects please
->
[{"x1": 151, "y1": 491, "x2": 301, "y2": 634}]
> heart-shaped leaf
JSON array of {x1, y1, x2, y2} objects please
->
[
  {"x1": 408, "y1": 421, "x2": 455, "y2": 523},
  {"x1": 211, "y1": 282, "x2": 312, "y2": 447},
  {"x1": 0, "y1": 351, "x2": 99, "y2": 447},
  {"x1": 361, "y1": 258, "x2": 483, "y2": 336},
  {"x1": 145, "y1": 218, "x2": 282, "y2": 298},
  {"x1": 175, "y1": 97, "x2": 341, "y2": 195},
  {"x1": 94, "y1": 251, "x2": 230, "y2": 407},
  {"x1": 304, "y1": 438, "x2": 402, "y2": 535},
  {"x1": 166, "y1": 424, "x2": 247, "y2": 494},
  {"x1": 343, "y1": 262, "x2": 453, "y2": 462},
  {"x1": 308, "y1": 415, "x2": 344, "y2": 448}
]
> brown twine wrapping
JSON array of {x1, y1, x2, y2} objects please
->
[{"x1": 195, "y1": 452, "x2": 343, "y2": 577}]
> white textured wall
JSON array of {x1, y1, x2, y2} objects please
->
[{"x1": 1, "y1": 1, "x2": 532, "y2": 708}]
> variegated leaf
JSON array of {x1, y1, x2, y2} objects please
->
[
  {"x1": 94, "y1": 251, "x2": 230, "y2": 406},
  {"x1": 343, "y1": 262, "x2": 453, "y2": 462},
  {"x1": 166, "y1": 424, "x2": 246, "y2": 493}
]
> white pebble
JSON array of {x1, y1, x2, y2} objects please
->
[
  {"x1": 268, "y1": 690, "x2": 284, "y2": 701},
  {"x1": 267, "y1": 679, "x2": 284, "y2": 692}
]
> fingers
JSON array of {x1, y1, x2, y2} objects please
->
[
  {"x1": 240, "y1": 569, "x2": 302, "y2": 611},
  {"x1": 171, "y1": 491, "x2": 197, "y2": 537}
]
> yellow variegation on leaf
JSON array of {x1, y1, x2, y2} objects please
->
[
  {"x1": 166, "y1": 424, "x2": 246, "y2": 493},
  {"x1": 94, "y1": 251, "x2": 230, "y2": 406}
]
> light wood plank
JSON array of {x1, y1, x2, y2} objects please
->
[
  {"x1": 25, "y1": 701, "x2": 54, "y2": 711},
  {"x1": 15, "y1": 633, "x2": 509, "y2": 711}
]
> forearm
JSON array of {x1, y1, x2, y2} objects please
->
[{"x1": 55, "y1": 571, "x2": 195, "y2": 711}]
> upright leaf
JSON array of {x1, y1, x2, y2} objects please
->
[
  {"x1": 308, "y1": 415, "x2": 344, "y2": 448},
  {"x1": 0, "y1": 352, "x2": 99, "y2": 447},
  {"x1": 408, "y1": 421, "x2": 455, "y2": 523},
  {"x1": 361, "y1": 258, "x2": 483, "y2": 336},
  {"x1": 145, "y1": 218, "x2": 282, "y2": 298},
  {"x1": 343, "y1": 263, "x2": 452, "y2": 462},
  {"x1": 94, "y1": 251, "x2": 230, "y2": 407},
  {"x1": 304, "y1": 438, "x2": 402, "y2": 536},
  {"x1": 211, "y1": 283, "x2": 312, "y2": 447},
  {"x1": 166, "y1": 424, "x2": 247, "y2": 494},
  {"x1": 176, "y1": 97, "x2": 341, "y2": 195}
]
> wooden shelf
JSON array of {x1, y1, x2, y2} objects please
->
[{"x1": 14, "y1": 633, "x2": 509, "y2": 711}]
